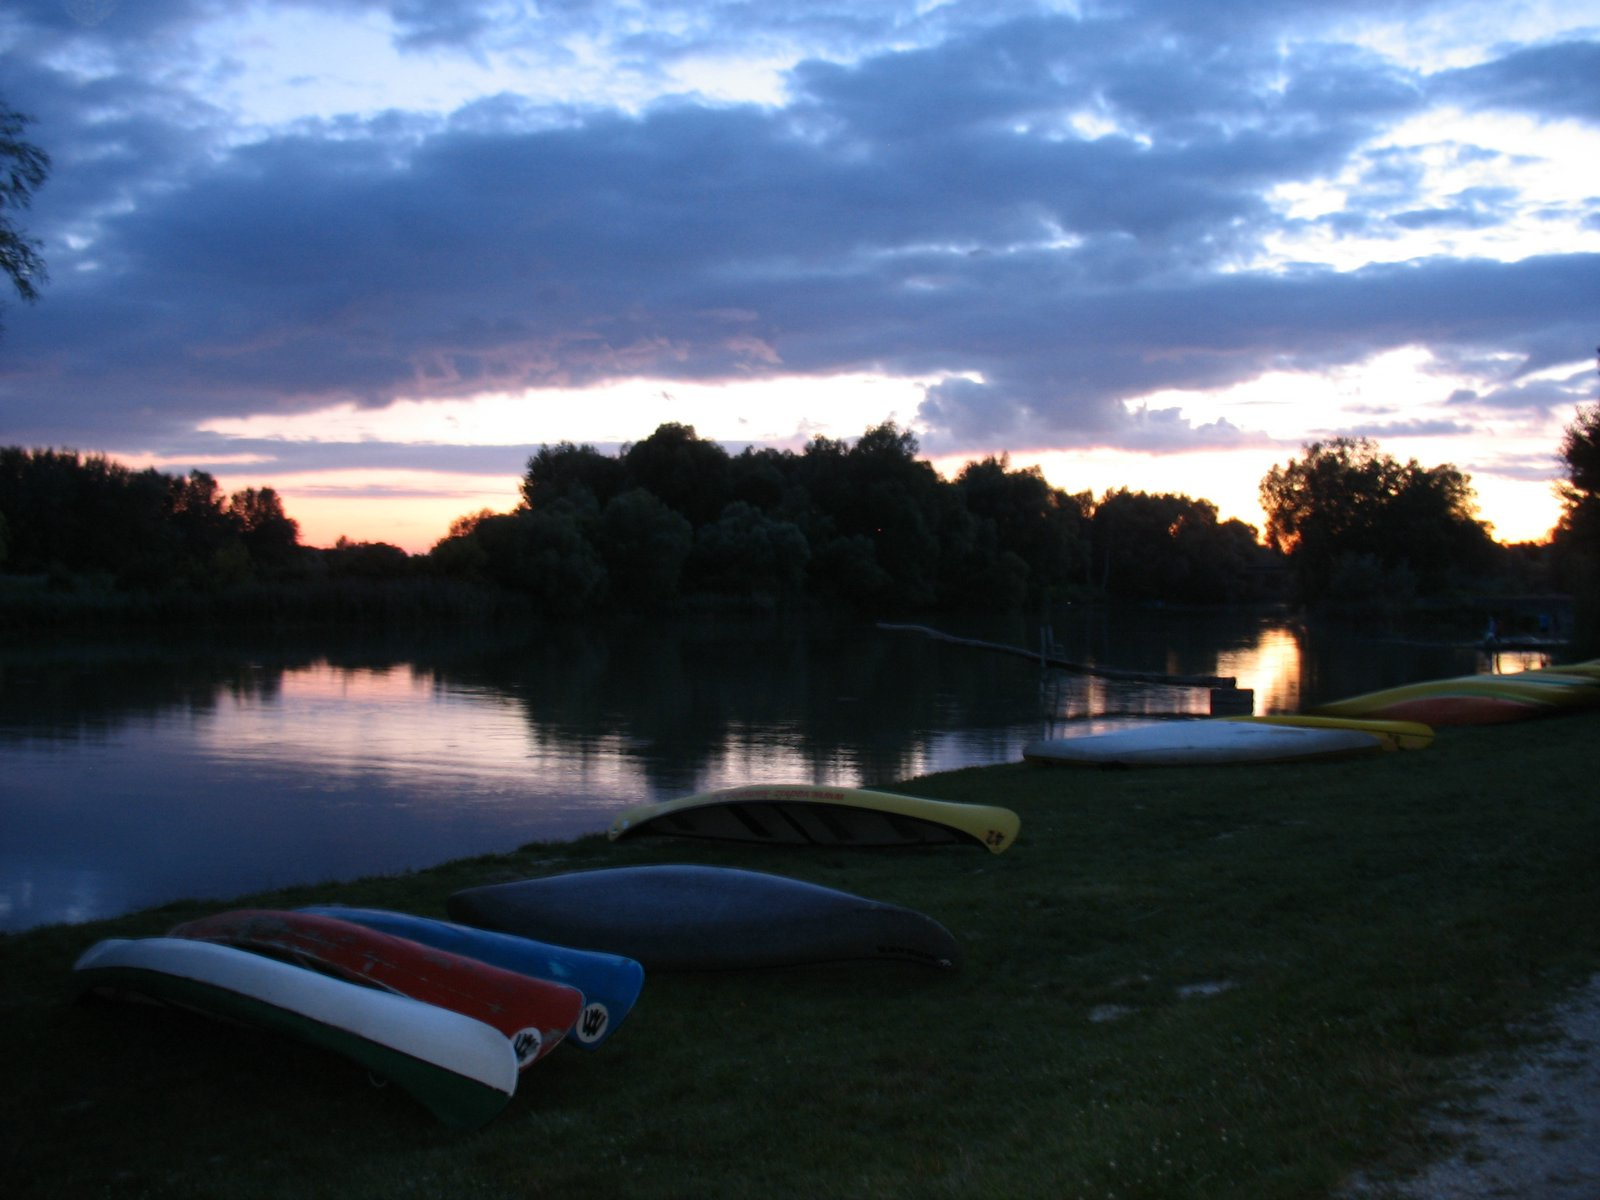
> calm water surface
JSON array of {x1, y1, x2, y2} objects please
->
[{"x1": 0, "y1": 612, "x2": 1537, "y2": 933}]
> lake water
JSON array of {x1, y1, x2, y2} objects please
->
[{"x1": 0, "y1": 610, "x2": 1543, "y2": 933}]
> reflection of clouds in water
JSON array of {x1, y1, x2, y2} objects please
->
[
  {"x1": 194, "y1": 659, "x2": 902, "y2": 822},
  {"x1": 196, "y1": 664, "x2": 577, "y2": 788},
  {"x1": 62, "y1": 0, "x2": 123, "y2": 27},
  {"x1": 5, "y1": 619, "x2": 1353, "y2": 933},
  {"x1": 687, "y1": 727, "x2": 866, "y2": 791}
]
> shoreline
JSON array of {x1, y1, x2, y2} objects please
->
[{"x1": 8, "y1": 714, "x2": 1598, "y2": 1197}]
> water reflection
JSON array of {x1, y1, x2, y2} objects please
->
[
  {"x1": 1223, "y1": 625, "x2": 1305, "y2": 714},
  {"x1": 0, "y1": 612, "x2": 1560, "y2": 933}
]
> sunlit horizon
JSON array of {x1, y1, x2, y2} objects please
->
[{"x1": 173, "y1": 354, "x2": 1574, "y2": 554}]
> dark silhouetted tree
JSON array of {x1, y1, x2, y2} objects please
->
[
  {"x1": 0, "y1": 450, "x2": 309, "y2": 591},
  {"x1": 326, "y1": 537, "x2": 411, "y2": 579},
  {"x1": 808, "y1": 533, "x2": 892, "y2": 608},
  {"x1": 1553, "y1": 352, "x2": 1600, "y2": 647},
  {"x1": 690, "y1": 500, "x2": 810, "y2": 601},
  {"x1": 228, "y1": 486, "x2": 301, "y2": 573},
  {"x1": 956, "y1": 454, "x2": 1091, "y2": 600},
  {"x1": 427, "y1": 510, "x2": 500, "y2": 579},
  {"x1": 727, "y1": 446, "x2": 800, "y2": 513},
  {"x1": 1556, "y1": 391, "x2": 1600, "y2": 549},
  {"x1": 522, "y1": 441, "x2": 625, "y2": 514},
  {"x1": 596, "y1": 487, "x2": 693, "y2": 607},
  {"x1": 469, "y1": 508, "x2": 606, "y2": 615},
  {"x1": 1089, "y1": 490, "x2": 1276, "y2": 604},
  {"x1": 801, "y1": 421, "x2": 944, "y2": 609},
  {"x1": 620, "y1": 423, "x2": 731, "y2": 526},
  {"x1": 1260, "y1": 438, "x2": 1494, "y2": 605},
  {"x1": 1, "y1": 100, "x2": 50, "y2": 325}
]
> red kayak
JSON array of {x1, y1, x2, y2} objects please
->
[{"x1": 168, "y1": 909, "x2": 583, "y2": 1068}]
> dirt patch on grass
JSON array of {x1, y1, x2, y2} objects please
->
[{"x1": 1344, "y1": 973, "x2": 1600, "y2": 1199}]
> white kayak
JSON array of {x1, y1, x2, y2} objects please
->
[
  {"x1": 1022, "y1": 719, "x2": 1384, "y2": 767},
  {"x1": 73, "y1": 937, "x2": 520, "y2": 1128}
]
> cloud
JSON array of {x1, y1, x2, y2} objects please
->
[
  {"x1": 1447, "y1": 370, "x2": 1597, "y2": 414},
  {"x1": 1, "y1": 0, "x2": 1596, "y2": 481},
  {"x1": 1435, "y1": 39, "x2": 1600, "y2": 122},
  {"x1": 1466, "y1": 449, "x2": 1567, "y2": 484},
  {"x1": 156, "y1": 432, "x2": 555, "y2": 478},
  {"x1": 1391, "y1": 185, "x2": 1519, "y2": 229},
  {"x1": 1328, "y1": 417, "x2": 1479, "y2": 438}
]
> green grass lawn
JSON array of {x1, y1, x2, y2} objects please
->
[{"x1": 5, "y1": 711, "x2": 1598, "y2": 1199}]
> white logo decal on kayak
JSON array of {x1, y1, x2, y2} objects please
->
[
  {"x1": 512, "y1": 1026, "x2": 544, "y2": 1066},
  {"x1": 574, "y1": 1002, "x2": 610, "y2": 1044}
]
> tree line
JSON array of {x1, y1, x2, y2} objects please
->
[
  {"x1": 426, "y1": 421, "x2": 1278, "y2": 615},
  {"x1": 0, "y1": 448, "x2": 302, "y2": 592},
  {"x1": 0, "y1": 426, "x2": 1277, "y2": 616},
  {"x1": 9, "y1": 410, "x2": 1598, "y2": 628}
]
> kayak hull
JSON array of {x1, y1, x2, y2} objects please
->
[
  {"x1": 299, "y1": 906, "x2": 644, "y2": 1049},
  {"x1": 609, "y1": 783, "x2": 1019, "y2": 853},
  {"x1": 73, "y1": 937, "x2": 518, "y2": 1128},
  {"x1": 448, "y1": 864, "x2": 962, "y2": 972},
  {"x1": 168, "y1": 909, "x2": 584, "y2": 1068},
  {"x1": 1023, "y1": 719, "x2": 1383, "y2": 767}
]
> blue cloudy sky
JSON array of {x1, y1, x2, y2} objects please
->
[{"x1": 2, "y1": 0, "x2": 1597, "y2": 549}]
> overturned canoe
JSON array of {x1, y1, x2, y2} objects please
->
[
  {"x1": 299, "y1": 906, "x2": 644, "y2": 1050},
  {"x1": 73, "y1": 937, "x2": 519, "y2": 1129},
  {"x1": 448, "y1": 864, "x2": 961, "y2": 972},
  {"x1": 609, "y1": 783, "x2": 1020, "y2": 853},
  {"x1": 1023, "y1": 719, "x2": 1385, "y2": 767},
  {"x1": 168, "y1": 909, "x2": 584, "y2": 1068}
]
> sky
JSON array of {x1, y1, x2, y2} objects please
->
[{"x1": 1, "y1": 0, "x2": 1597, "y2": 553}]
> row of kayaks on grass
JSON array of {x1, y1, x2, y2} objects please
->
[
  {"x1": 1022, "y1": 659, "x2": 1600, "y2": 766},
  {"x1": 74, "y1": 903, "x2": 646, "y2": 1128},
  {"x1": 73, "y1": 861, "x2": 967, "y2": 1128},
  {"x1": 73, "y1": 786, "x2": 1019, "y2": 1125},
  {"x1": 1307, "y1": 662, "x2": 1600, "y2": 726}
]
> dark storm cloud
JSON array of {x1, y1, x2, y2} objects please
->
[
  {"x1": 909, "y1": 251, "x2": 1599, "y2": 451},
  {"x1": 1, "y1": 1, "x2": 1596, "y2": 462},
  {"x1": 1434, "y1": 39, "x2": 1600, "y2": 122},
  {"x1": 15, "y1": 0, "x2": 209, "y2": 39},
  {"x1": 9, "y1": 0, "x2": 997, "y2": 58}
]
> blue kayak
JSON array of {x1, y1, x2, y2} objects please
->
[{"x1": 446, "y1": 864, "x2": 962, "y2": 972}]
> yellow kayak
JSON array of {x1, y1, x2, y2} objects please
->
[
  {"x1": 1310, "y1": 671, "x2": 1600, "y2": 725},
  {"x1": 609, "y1": 783, "x2": 1020, "y2": 854},
  {"x1": 1225, "y1": 714, "x2": 1434, "y2": 750},
  {"x1": 1530, "y1": 659, "x2": 1600, "y2": 680}
]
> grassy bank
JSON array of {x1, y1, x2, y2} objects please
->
[{"x1": 5, "y1": 712, "x2": 1598, "y2": 1199}]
